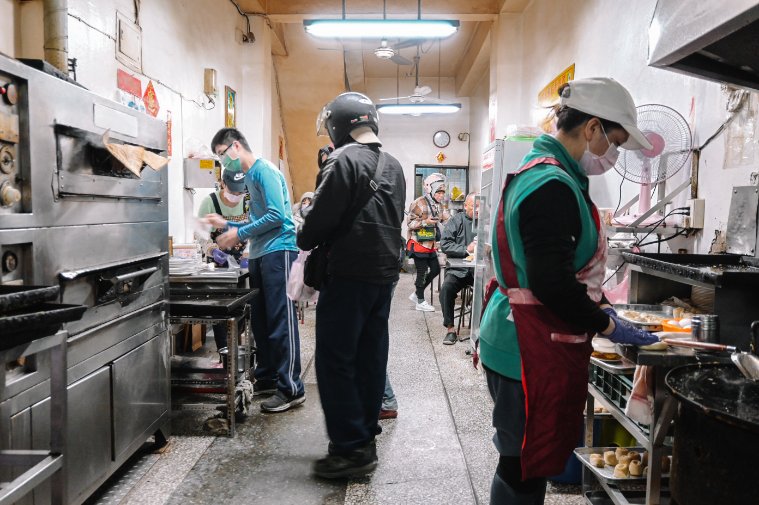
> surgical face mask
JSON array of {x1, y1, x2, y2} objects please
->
[
  {"x1": 223, "y1": 190, "x2": 243, "y2": 203},
  {"x1": 220, "y1": 143, "x2": 242, "y2": 173},
  {"x1": 580, "y1": 125, "x2": 619, "y2": 176}
]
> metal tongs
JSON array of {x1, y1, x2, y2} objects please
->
[{"x1": 662, "y1": 321, "x2": 759, "y2": 381}]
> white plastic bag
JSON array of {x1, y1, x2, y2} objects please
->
[{"x1": 287, "y1": 250, "x2": 318, "y2": 302}]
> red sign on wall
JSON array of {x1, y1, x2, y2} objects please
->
[
  {"x1": 117, "y1": 68, "x2": 141, "y2": 97},
  {"x1": 143, "y1": 81, "x2": 160, "y2": 117}
]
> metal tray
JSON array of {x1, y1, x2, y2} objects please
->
[
  {"x1": 584, "y1": 490, "x2": 670, "y2": 505},
  {"x1": 574, "y1": 446, "x2": 670, "y2": 483},
  {"x1": 613, "y1": 304, "x2": 674, "y2": 331},
  {"x1": 590, "y1": 356, "x2": 636, "y2": 373},
  {"x1": 0, "y1": 285, "x2": 60, "y2": 313},
  {"x1": 169, "y1": 288, "x2": 256, "y2": 317},
  {"x1": 0, "y1": 303, "x2": 87, "y2": 349}
]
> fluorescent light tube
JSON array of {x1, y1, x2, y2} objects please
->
[
  {"x1": 304, "y1": 19, "x2": 459, "y2": 39},
  {"x1": 377, "y1": 103, "x2": 461, "y2": 115}
]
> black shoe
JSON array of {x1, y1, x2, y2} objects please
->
[
  {"x1": 313, "y1": 442, "x2": 378, "y2": 479},
  {"x1": 253, "y1": 380, "x2": 276, "y2": 396},
  {"x1": 260, "y1": 390, "x2": 306, "y2": 413},
  {"x1": 443, "y1": 331, "x2": 457, "y2": 345}
]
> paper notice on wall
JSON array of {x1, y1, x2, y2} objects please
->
[{"x1": 724, "y1": 92, "x2": 758, "y2": 169}]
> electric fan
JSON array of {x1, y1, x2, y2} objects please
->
[{"x1": 613, "y1": 104, "x2": 692, "y2": 226}]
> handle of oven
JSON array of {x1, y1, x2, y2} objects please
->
[{"x1": 109, "y1": 266, "x2": 159, "y2": 284}]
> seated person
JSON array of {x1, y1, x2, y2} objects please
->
[
  {"x1": 439, "y1": 192, "x2": 478, "y2": 345},
  {"x1": 197, "y1": 168, "x2": 249, "y2": 351}
]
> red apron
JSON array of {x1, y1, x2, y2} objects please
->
[{"x1": 493, "y1": 157, "x2": 606, "y2": 480}]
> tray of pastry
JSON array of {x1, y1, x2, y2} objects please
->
[
  {"x1": 613, "y1": 305, "x2": 674, "y2": 331},
  {"x1": 574, "y1": 446, "x2": 671, "y2": 483}
]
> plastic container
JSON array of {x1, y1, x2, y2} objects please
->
[{"x1": 661, "y1": 320, "x2": 691, "y2": 333}]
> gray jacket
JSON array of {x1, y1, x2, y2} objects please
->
[{"x1": 440, "y1": 211, "x2": 476, "y2": 278}]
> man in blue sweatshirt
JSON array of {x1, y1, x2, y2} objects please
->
[{"x1": 207, "y1": 128, "x2": 305, "y2": 413}]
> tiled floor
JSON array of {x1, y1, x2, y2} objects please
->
[{"x1": 84, "y1": 273, "x2": 584, "y2": 505}]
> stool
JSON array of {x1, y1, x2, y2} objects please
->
[{"x1": 456, "y1": 285, "x2": 473, "y2": 335}]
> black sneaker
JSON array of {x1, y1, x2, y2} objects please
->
[
  {"x1": 260, "y1": 390, "x2": 306, "y2": 413},
  {"x1": 443, "y1": 331, "x2": 457, "y2": 345},
  {"x1": 253, "y1": 381, "x2": 276, "y2": 396},
  {"x1": 313, "y1": 442, "x2": 378, "y2": 479}
]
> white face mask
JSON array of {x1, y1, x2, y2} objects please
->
[
  {"x1": 580, "y1": 125, "x2": 619, "y2": 176},
  {"x1": 223, "y1": 189, "x2": 243, "y2": 203}
]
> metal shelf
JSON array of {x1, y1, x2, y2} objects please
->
[{"x1": 588, "y1": 384, "x2": 649, "y2": 448}]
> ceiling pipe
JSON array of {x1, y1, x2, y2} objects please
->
[{"x1": 43, "y1": 0, "x2": 69, "y2": 75}]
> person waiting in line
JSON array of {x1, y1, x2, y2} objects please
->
[
  {"x1": 406, "y1": 173, "x2": 449, "y2": 312},
  {"x1": 205, "y1": 127, "x2": 305, "y2": 414},
  {"x1": 196, "y1": 168, "x2": 249, "y2": 352},
  {"x1": 292, "y1": 191, "x2": 314, "y2": 228},
  {"x1": 477, "y1": 78, "x2": 658, "y2": 504},
  {"x1": 298, "y1": 92, "x2": 406, "y2": 479},
  {"x1": 439, "y1": 192, "x2": 478, "y2": 345}
]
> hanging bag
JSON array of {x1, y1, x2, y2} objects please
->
[{"x1": 304, "y1": 151, "x2": 387, "y2": 289}]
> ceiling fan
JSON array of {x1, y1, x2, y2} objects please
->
[
  {"x1": 379, "y1": 48, "x2": 444, "y2": 104},
  {"x1": 373, "y1": 39, "x2": 416, "y2": 65}
]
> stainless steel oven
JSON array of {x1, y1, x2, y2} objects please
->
[{"x1": 0, "y1": 54, "x2": 170, "y2": 505}]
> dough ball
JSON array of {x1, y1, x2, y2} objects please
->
[
  {"x1": 629, "y1": 460, "x2": 643, "y2": 476},
  {"x1": 628, "y1": 451, "x2": 641, "y2": 462},
  {"x1": 603, "y1": 451, "x2": 617, "y2": 466},
  {"x1": 613, "y1": 463, "x2": 629, "y2": 479}
]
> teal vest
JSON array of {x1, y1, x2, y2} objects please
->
[{"x1": 479, "y1": 135, "x2": 599, "y2": 379}]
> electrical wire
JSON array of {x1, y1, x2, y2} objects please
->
[
  {"x1": 632, "y1": 207, "x2": 689, "y2": 247},
  {"x1": 603, "y1": 262, "x2": 626, "y2": 286},
  {"x1": 637, "y1": 228, "x2": 689, "y2": 248}
]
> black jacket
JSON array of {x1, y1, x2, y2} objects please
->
[
  {"x1": 297, "y1": 143, "x2": 406, "y2": 284},
  {"x1": 440, "y1": 211, "x2": 476, "y2": 278}
]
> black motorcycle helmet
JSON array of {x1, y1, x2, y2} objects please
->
[{"x1": 317, "y1": 92, "x2": 380, "y2": 148}]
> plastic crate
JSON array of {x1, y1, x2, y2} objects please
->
[{"x1": 589, "y1": 364, "x2": 633, "y2": 410}]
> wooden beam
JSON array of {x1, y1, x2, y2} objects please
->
[
  {"x1": 270, "y1": 21, "x2": 288, "y2": 56},
  {"x1": 500, "y1": 0, "x2": 531, "y2": 13},
  {"x1": 455, "y1": 21, "x2": 491, "y2": 97}
]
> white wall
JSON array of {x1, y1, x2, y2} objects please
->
[
  {"x1": 491, "y1": 0, "x2": 759, "y2": 254},
  {"x1": 10, "y1": 0, "x2": 291, "y2": 243},
  {"x1": 469, "y1": 70, "x2": 491, "y2": 194},
  {"x1": 364, "y1": 76, "x2": 471, "y2": 232}
]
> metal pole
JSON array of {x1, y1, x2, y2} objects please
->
[{"x1": 43, "y1": 0, "x2": 69, "y2": 75}]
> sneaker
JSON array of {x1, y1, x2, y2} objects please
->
[
  {"x1": 415, "y1": 300, "x2": 435, "y2": 312},
  {"x1": 409, "y1": 292, "x2": 420, "y2": 303},
  {"x1": 313, "y1": 442, "x2": 378, "y2": 479},
  {"x1": 443, "y1": 331, "x2": 457, "y2": 345},
  {"x1": 379, "y1": 409, "x2": 398, "y2": 420},
  {"x1": 260, "y1": 390, "x2": 306, "y2": 413},
  {"x1": 253, "y1": 381, "x2": 276, "y2": 396}
]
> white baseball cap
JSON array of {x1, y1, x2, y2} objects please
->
[
  {"x1": 349, "y1": 126, "x2": 382, "y2": 146},
  {"x1": 559, "y1": 77, "x2": 652, "y2": 151}
]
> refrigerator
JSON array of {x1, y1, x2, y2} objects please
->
[{"x1": 471, "y1": 138, "x2": 535, "y2": 347}]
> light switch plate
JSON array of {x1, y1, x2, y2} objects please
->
[{"x1": 116, "y1": 12, "x2": 142, "y2": 72}]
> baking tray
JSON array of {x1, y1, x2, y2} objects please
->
[
  {"x1": 584, "y1": 490, "x2": 671, "y2": 505},
  {"x1": 574, "y1": 446, "x2": 670, "y2": 483},
  {"x1": 0, "y1": 303, "x2": 87, "y2": 349},
  {"x1": 590, "y1": 356, "x2": 636, "y2": 373},
  {"x1": 169, "y1": 288, "x2": 256, "y2": 317},
  {"x1": 613, "y1": 304, "x2": 674, "y2": 331},
  {"x1": 0, "y1": 285, "x2": 60, "y2": 313}
]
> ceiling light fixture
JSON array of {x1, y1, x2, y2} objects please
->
[
  {"x1": 304, "y1": 19, "x2": 459, "y2": 39},
  {"x1": 377, "y1": 103, "x2": 461, "y2": 115}
]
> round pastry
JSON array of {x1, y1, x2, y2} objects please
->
[
  {"x1": 589, "y1": 454, "x2": 605, "y2": 468},
  {"x1": 618, "y1": 454, "x2": 631, "y2": 465},
  {"x1": 613, "y1": 463, "x2": 629, "y2": 479},
  {"x1": 628, "y1": 451, "x2": 641, "y2": 462},
  {"x1": 615, "y1": 447, "x2": 629, "y2": 459},
  {"x1": 629, "y1": 460, "x2": 643, "y2": 476},
  {"x1": 603, "y1": 451, "x2": 617, "y2": 466},
  {"x1": 661, "y1": 455, "x2": 671, "y2": 473},
  {"x1": 641, "y1": 451, "x2": 649, "y2": 466}
]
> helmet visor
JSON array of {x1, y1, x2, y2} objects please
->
[{"x1": 316, "y1": 106, "x2": 330, "y2": 137}]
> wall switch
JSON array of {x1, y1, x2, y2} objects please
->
[{"x1": 686, "y1": 198, "x2": 705, "y2": 229}]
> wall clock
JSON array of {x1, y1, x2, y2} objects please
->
[{"x1": 433, "y1": 130, "x2": 451, "y2": 148}]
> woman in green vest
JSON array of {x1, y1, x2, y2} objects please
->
[{"x1": 478, "y1": 78, "x2": 659, "y2": 504}]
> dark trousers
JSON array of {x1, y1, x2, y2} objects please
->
[
  {"x1": 485, "y1": 366, "x2": 547, "y2": 504},
  {"x1": 439, "y1": 270, "x2": 474, "y2": 328},
  {"x1": 249, "y1": 250, "x2": 304, "y2": 398},
  {"x1": 414, "y1": 256, "x2": 440, "y2": 300},
  {"x1": 315, "y1": 276, "x2": 392, "y2": 453}
]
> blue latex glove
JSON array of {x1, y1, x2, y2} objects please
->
[
  {"x1": 601, "y1": 307, "x2": 659, "y2": 346},
  {"x1": 211, "y1": 248, "x2": 229, "y2": 267}
]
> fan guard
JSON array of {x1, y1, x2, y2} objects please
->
[{"x1": 614, "y1": 104, "x2": 692, "y2": 185}]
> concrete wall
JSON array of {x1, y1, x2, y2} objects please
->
[
  {"x1": 490, "y1": 0, "x2": 759, "y2": 255},
  {"x1": 9, "y1": 0, "x2": 291, "y2": 243},
  {"x1": 468, "y1": 69, "x2": 491, "y2": 194}
]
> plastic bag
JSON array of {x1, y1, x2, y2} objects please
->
[{"x1": 287, "y1": 250, "x2": 318, "y2": 302}]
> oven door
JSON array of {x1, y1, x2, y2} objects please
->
[{"x1": 59, "y1": 252, "x2": 167, "y2": 335}]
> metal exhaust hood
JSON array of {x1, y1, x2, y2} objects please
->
[{"x1": 648, "y1": 0, "x2": 759, "y2": 91}]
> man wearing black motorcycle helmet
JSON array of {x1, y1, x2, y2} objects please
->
[{"x1": 298, "y1": 92, "x2": 406, "y2": 479}]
